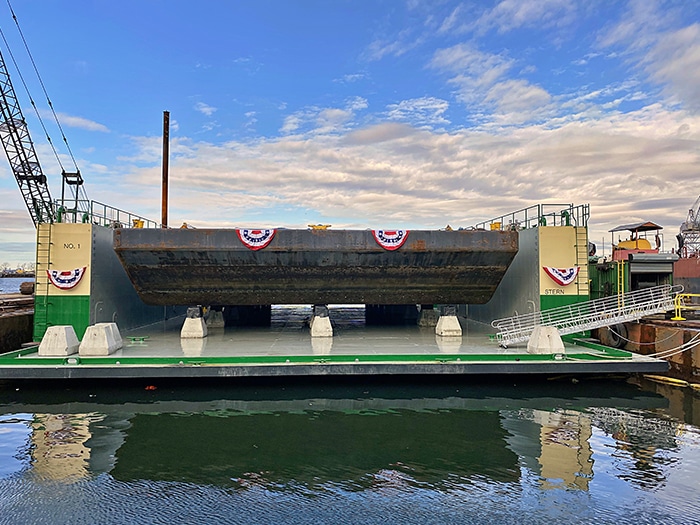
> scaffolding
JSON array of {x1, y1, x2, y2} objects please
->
[{"x1": 492, "y1": 284, "x2": 682, "y2": 347}]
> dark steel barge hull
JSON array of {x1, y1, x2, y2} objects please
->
[{"x1": 113, "y1": 229, "x2": 518, "y2": 306}]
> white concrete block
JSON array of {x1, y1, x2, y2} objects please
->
[
  {"x1": 79, "y1": 324, "x2": 121, "y2": 356},
  {"x1": 418, "y1": 309, "x2": 439, "y2": 327},
  {"x1": 436, "y1": 315, "x2": 462, "y2": 337},
  {"x1": 111, "y1": 323, "x2": 123, "y2": 346},
  {"x1": 38, "y1": 326, "x2": 79, "y2": 356},
  {"x1": 96, "y1": 322, "x2": 123, "y2": 348},
  {"x1": 181, "y1": 317, "x2": 208, "y2": 338},
  {"x1": 206, "y1": 310, "x2": 225, "y2": 328},
  {"x1": 310, "y1": 315, "x2": 333, "y2": 337},
  {"x1": 527, "y1": 326, "x2": 565, "y2": 354}
]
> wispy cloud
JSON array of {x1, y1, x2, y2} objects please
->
[
  {"x1": 37, "y1": 110, "x2": 109, "y2": 132},
  {"x1": 194, "y1": 101, "x2": 217, "y2": 116},
  {"x1": 386, "y1": 97, "x2": 450, "y2": 127}
]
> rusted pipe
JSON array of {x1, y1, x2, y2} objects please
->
[{"x1": 161, "y1": 110, "x2": 170, "y2": 229}]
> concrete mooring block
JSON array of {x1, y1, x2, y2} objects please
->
[
  {"x1": 181, "y1": 317, "x2": 208, "y2": 339},
  {"x1": 310, "y1": 305, "x2": 333, "y2": 337},
  {"x1": 206, "y1": 310, "x2": 225, "y2": 328},
  {"x1": 527, "y1": 326, "x2": 565, "y2": 355},
  {"x1": 436, "y1": 315, "x2": 462, "y2": 337},
  {"x1": 38, "y1": 326, "x2": 79, "y2": 356},
  {"x1": 79, "y1": 323, "x2": 123, "y2": 356},
  {"x1": 418, "y1": 308, "x2": 439, "y2": 327}
]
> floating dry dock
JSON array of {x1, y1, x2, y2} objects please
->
[{"x1": 0, "y1": 306, "x2": 667, "y2": 380}]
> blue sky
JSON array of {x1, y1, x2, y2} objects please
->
[{"x1": 1, "y1": 0, "x2": 700, "y2": 265}]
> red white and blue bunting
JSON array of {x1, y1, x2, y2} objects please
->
[
  {"x1": 543, "y1": 266, "x2": 579, "y2": 286},
  {"x1": 47, "y1": 267, "x2": 87, "y2": 290},
  {"x1": 372, "y1": 230, "x2": 409, "y2": 251},
  {"x1": 237, "y1": 229, "x2": 276, "y2": 251}
]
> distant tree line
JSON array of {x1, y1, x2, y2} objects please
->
[{"x1": 0, "y1": 262, "x2": 35, "y2": 277}]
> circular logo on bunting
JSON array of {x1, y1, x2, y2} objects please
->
[
  {"x1": 237, "y1": 229, "x2": 276, "y2": 250},
  {"x1": 372, "y1": 229, "x2": 409, "y2": 251},
  {"x1": 47, "y1": 267, "x2": 87, "y2": 290}
]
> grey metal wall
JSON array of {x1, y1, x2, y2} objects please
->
[
  {"x1": 465, "y1": 228, "x2": 541, "y2": 324},
  {"x1": 89, "y1": 225, "x2": 179, "y2": 330}
]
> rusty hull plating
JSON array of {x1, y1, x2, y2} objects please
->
[{"x1": 113, "y1": 228, "x2": 518, "y2": 306}]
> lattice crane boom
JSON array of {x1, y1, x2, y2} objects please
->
[
  {"x1": 678, "y1": 195, "x2": 700, "y2": 256},
  {"x1": 0, "y1": 47, "x2": 53, "y2": 226},
  {"x1": 682, "y1": 196, "x2": 700, "y2": 231}
]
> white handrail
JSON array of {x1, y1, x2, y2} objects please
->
[{"x1": 492, "y1": 284, "x2": 683, "y2": 346}]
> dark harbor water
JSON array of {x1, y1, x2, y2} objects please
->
[{"x1": 1, "y1": 377, "x2": 699, "y2": 524}]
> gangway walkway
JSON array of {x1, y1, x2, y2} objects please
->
[{"x1": 492, "y1": 284, "x2": 683, "y2": 347}]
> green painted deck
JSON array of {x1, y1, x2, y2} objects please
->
[{"x1": 0, "y1": 306, "x2": 667, "y2": 379}]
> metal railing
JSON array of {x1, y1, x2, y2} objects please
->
[
  {"x1": 492, "y1": 284, "x2": 683, "y2": 346},
  {"x1": 474, "y1": 203, "x2": 590, "y2": 231},
  {"x1": 53, "y1": 199, "x2": 158, "y2": 228},
  {"x1": 671, "y1": 293, "x2": 700, "y2": 321}
]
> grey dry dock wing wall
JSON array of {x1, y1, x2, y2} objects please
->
[
  {"x1": 89, "y1": 225, "x2": 178, "y2": 329},
  {"x1": 465, "y1": 227, "x2": 540, "y2": 325}
]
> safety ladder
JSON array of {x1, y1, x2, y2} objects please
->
[
  {"x1": 616, "y1": 260, "x2": 625, "y2": 309},
  {"x1": 574, "y1": 226, "x2": 589, "y2": 296},
  {"x1": 33, "y1": 222, "x2": 52, "y2": 341},
  {"x1": 492, "y1": 284, "x2": 682, "y2": 346}
]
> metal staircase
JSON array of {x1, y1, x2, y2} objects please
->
[{"x1": 492, "y1": 284, "x2": 682, "y2": 347}]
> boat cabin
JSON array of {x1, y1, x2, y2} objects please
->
[{"x1": 610, "y1": 221, "x2": 663, "y2": 261}]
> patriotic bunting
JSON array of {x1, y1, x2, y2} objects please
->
[
  {"x1": 47, "y1": 267, "x2": 87, "y2": 290},
  {"x1": 372, "y1": 230, "x2": 409, "y2": 251},
  {"x1": 237, "y1": 229, "x2": 276, "y2": 250},
  {"x1": 543, "y1": 266, "x2": 579, "y2": 286}
]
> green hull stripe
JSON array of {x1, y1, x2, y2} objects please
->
[
  {"x1": 540, "y1": 294, "x2": 588, "y2": 311},
  {"x1": 0, "y1": 343, "x2": 634, "y2": 367},
  {"x1": 34, "y1": 295, "x2": 91, "y2": 341}
]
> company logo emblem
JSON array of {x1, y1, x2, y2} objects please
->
[
  {"x1": 237, "y1": 229, "x2": 276, "y2": 250},
  {"x1": 372, "y1": 230, "x2": 409, "y2": 251}
]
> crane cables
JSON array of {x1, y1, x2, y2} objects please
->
[{"x1": 2, "y1": 0, "x2": 88, "y2": 204}]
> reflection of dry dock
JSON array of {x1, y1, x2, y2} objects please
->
[{"x1": 0, "y1": 306, "x2": 667, "y2": 379}]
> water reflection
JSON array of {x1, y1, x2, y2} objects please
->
[
  {"x1": 503, "y1": 409, "x2": 593, "y2": 491},
  {"x1": 1, "y1": 379, "x2": 699, "y2": 524}
]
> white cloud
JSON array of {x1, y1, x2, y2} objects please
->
[
  {"x1": 334, "y1": 73, "x2": 367, "y2": 83},
  {"x1": 346, "y1": 96, "x2": 368, "y2": 112},
  {"x1": 38, "y1": 111, "x2": 109, "y2": 132},
  {"x1": 363, "y1": 28, "x2": 423, "y2": 61},
  {"x1": 479, "y1": 0, "x2": 577, "y2": 34},
  {"x1": 386, "y1": 97, "x2": 450, "y2": 127},
  {"x1": 596, "y1": 2, "x2": 700, "y2": 110},
  {"x1": 644, "y1": 24, "x2": 700, "y2": 110},
  {"x1": 194, "y1": 101, "x2": 217, "y2": 116},
  {"x1": 429, "y1": 44, "x2": 551, "y2": 124},
  {"x1": 279, "y1": 99, "x2": 368, "y2": 136}
]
